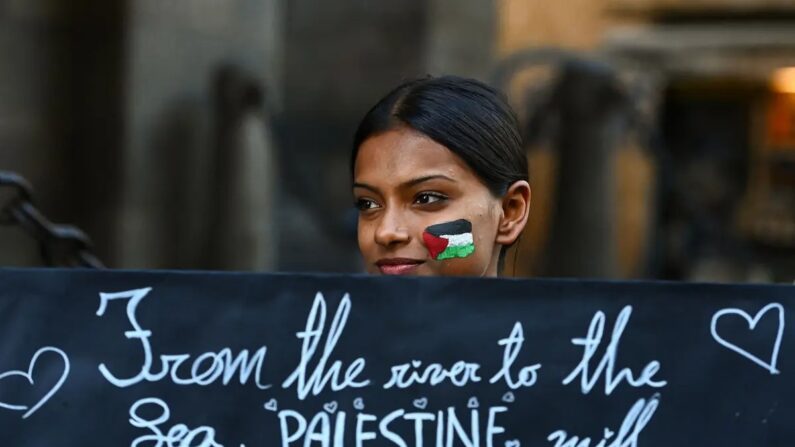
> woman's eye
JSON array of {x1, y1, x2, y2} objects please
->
[
  {"x1": 355, "y1": 198, "x2": 379, "y2": 211},
  {"x1": 414, "y1": 192, "x2": 447, "y2": 205}
]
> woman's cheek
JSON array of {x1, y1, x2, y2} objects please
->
[
  {"x1": 357, "y1": 220, "x2": 375, "y2": 264},
  {"x1": 436, "y1": 253, "x2": 484, "y2": 276}
]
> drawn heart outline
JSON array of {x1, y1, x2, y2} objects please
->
[
  {"x1": 505, "y1": 440, "x2": 521, "y2": 447},
  {"x1": 0, "y1": 346, "x2": 70, "y2": 419},
  {"x1": 467, "y1": 397, "x2": 479, "y2": 409},
  {"x1": 323, "y1": 401, "x2": 338, "y2": 414},
  {"x1": 501, "y1": 391, "x2": 515, "y2": 403},
  {"x1": 353, "y1": 397, "x2": 365, "y2": 411},
  {"x1": 413, "y1": 397, "x2": 428, "y2": 410},
  {"x1": 263, "y1": 398, "x2": 278, "y2": 412},
  {"x1": 710, "y1": 302, "x2": 784, "y2": 374}
]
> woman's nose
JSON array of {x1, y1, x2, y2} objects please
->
[{"x1": 374, "y1": 209, "x2": 410, "y2": 247}]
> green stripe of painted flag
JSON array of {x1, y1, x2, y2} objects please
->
[{"x1": 437, "y1": 243, "x2": 475, "y2": 260}]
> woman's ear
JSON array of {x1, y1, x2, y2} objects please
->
[{"x1": 496, "y1": 180, "x2": 531, "y2": 246}]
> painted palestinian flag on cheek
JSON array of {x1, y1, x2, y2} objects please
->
[{"x1": 422, "y1": 219, "x2": 475, "y2": 260}]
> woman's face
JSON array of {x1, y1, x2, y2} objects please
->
[{"x1": 353, "y1": 127, "x2": 503, "y2": 276}]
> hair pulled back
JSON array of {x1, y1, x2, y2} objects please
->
[{"x1": 351, "y1": 75, "x2": 527, "y2": 196}]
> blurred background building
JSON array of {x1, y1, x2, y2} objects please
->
[{"x1": 0, "y1": 0, "x2": 793, "y2": 282}]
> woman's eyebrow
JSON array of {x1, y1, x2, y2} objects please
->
[
  {"x1": 402, "y1": 174, "x2": 455, "y2": 188},
  {"x1": 353, "y1": 175, "x2": 455, "y2": 193}
]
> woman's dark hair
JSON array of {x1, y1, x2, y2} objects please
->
[
  {"x1": 351, "y1": 75, "x2": 528, "y2": 270},
  {"x1": 351, "y1": 75, "x2": 527, "y2": 196}
]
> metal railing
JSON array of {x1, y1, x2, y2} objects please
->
[{"x1": 0, "y1": 171, "x2": 104, "y2": 268}]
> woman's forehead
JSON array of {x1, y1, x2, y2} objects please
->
[{"x1": 354, "y1": 128, "x2": 470, "y2": 183}]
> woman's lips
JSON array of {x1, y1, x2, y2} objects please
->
[{"x1": 376, "y1": 258, "x2": 424, "y2": 275}]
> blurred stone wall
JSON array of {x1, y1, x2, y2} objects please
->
[
  {"x1": 497, "y1": 0, "x2": 795, "y2": 281},
  {"x1": 116, "y1": 0, "x2": 283, "y2": 269},
  {"x1": 0, "y1": 0, "x2": 282, "y2": 269},
  {"x1": 0, "y1": 0, "x2": 125, "y2": 267}
]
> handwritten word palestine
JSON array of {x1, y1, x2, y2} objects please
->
[{"x1": 279, "y1": 405, "x2": 509, "y2": 447}]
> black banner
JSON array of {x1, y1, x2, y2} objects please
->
[{"x1": 0, "y1": 268, "x2": 793, "y2": 446}]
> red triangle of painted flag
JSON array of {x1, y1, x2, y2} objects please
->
[{"x1": 422, "y1": 231, "x2": 449, "y2": 260}]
